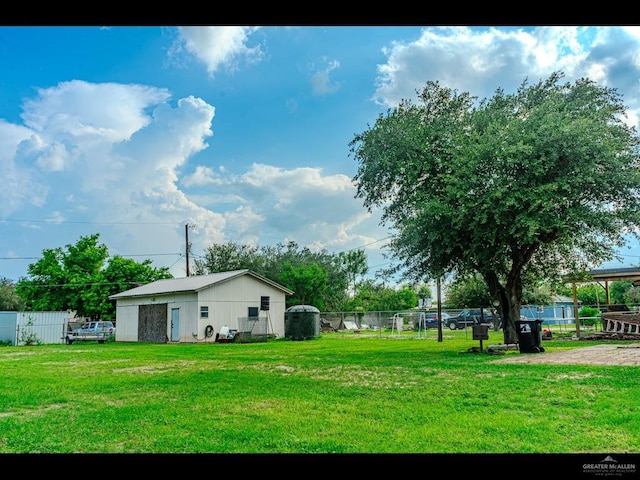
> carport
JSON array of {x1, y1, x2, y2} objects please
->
[{"x1": 564, "y1": 267, "x2": 640, "y2": 337}]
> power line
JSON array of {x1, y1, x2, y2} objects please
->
[
  {"x1": 0, "y1": 219, "x2": 178, "y2": 225},
  {"x1": 10, "y1": 281, "x2": 147, "y2": 287},
  {"x1": 0, "y1": 253, "x2": 182, "y2": 260}
]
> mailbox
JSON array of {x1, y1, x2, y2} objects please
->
[{"x1": 472, "y1": 324, "x2": 489, "y2": 340}]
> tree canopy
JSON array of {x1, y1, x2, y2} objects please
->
[
  {"x1": 193, "y1": 240, "x2": 351, "y2": 310},
  {"x1": 16, "y1": 233, "x2": 172, "y2": 320},
  {"x1": 350, "y1": 72, "x2": 640, "y2": 343}
]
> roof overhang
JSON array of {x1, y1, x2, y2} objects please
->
[{"x1": 562, "y1": 267, "x2": 640, "y2": 285}]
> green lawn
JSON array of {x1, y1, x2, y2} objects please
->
[{"x1": 1, "y1": 328, "x2": 638, "y2": 455}]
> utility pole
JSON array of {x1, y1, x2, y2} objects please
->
[{"x1": 185, "y1": 224, "x2": 190, "y2": 277}]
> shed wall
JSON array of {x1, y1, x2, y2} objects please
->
[
  {"x1": 171, "y1": 294, "x2": 198, "y2": 342},
  {"x1": 197, "y1": 277, "x2": 286, "y2": 339}
]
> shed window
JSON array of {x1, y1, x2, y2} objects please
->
[{"x1": 200, "y1": 306, "x2": 209, "y2": 318}]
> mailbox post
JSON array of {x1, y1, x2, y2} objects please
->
[{"x1": 472, "y1": 324, "x2": 489, "y2": 351}]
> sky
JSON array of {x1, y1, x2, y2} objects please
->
[{"x1": 2, "y1": 25, "x2": 640, "y2": 286}]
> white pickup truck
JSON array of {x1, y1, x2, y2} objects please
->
[{"x1": 64, "y1": 321, "x2": 116, "y2": 345}]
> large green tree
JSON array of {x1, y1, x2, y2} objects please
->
[
  {"x1": 16, "y1": 234, "x2": 172, "y2": 320},
  {"x1": 279, "y1": 262, "x2": 329, "y2": 309},
  {"x1": 350, "y1": 72, "x2": 640, "y2": 344}
]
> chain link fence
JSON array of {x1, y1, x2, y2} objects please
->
[{"x1": 317, "y1": 304, "x2": 633, "y2": 337}]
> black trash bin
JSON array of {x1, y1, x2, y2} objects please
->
[{"x1": 515, "y1": 319, "x2": 545, "y2": 353}]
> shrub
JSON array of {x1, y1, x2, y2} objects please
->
[
  {"x1": 18, "y1": 316, "x2": 41, "y2": 346},
  {"x1": 579, "y1": 306, "x2": 601, "y2": 326}
]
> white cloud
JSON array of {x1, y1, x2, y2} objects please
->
[
  {"x1": 0, "y1": 120, "x2": 49, "y2": 214},
  {"x1": 182, "y1": 165, "x2": 222, "y2": 187},
  {"x1": 310, "y1": 59, "x2": 341, "y2": 95},
  {"x1": 1, "y1": 78, "x2": 387, "y2": 278},
  {"x1": 373, "y1": 26, "x2": 640, "y2": 132},
  {"x1": 172, "y1": 26, "x2": 263, "y2": 77},
  {"x1": 181, "y1": 162, "x2": 390, "y2": 267},
  {"x1": 21, "y1": 80, "x2": 170, "y2": 141},
  {"x1": 1, "y1": 80, "x2": 221, "y2": 275},
  {"x1": 375, "y1": 27, "x2": 593, "y2": 107}
]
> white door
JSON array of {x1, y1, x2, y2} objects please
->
[{"x1": 171, "y1": 308, "x2": 180, "y2": 342}]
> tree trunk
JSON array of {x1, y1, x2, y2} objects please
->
[
  {"x1": 484, "y1": 269, "x2": 522, "y2": 345},
  {"x1": 503, "y1": 306, "x2": 519, "y2": 345},
  {"x1": 502, "y1": 277, "x2": 522, "y2": 345}
]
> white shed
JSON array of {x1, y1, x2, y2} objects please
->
[{"x1": 109, "y1": 269, "x2": 293, "y2": 343}]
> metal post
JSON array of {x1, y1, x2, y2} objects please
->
[
  {"x1": 573, "y1": 282, "x2": 581, "y2": 338},
  {"x1": 437, "y1": 277, "x2": 443, "y2": 342}
]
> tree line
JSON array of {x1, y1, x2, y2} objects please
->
[
  {"x1": 2, "y1": 233, "x2": 636, "y2": 319},
  {"x1": 0, "y1": 235, "x2": 434, "y2": 318}
]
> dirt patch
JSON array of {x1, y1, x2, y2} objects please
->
[{"x1": 494, "y1": 343, "x2": 640, "y2": 366}]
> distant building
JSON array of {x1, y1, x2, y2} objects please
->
[
  {"x1": 109, "y1": 269, "x2": 293, "y2": 343},
  {"x1": 520, "y1": 295, "x2": 579, "y2": 324}
]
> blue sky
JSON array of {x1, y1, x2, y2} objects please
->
[{"x1": 1, "y1": 26, "x2": 640, "y2": 285}]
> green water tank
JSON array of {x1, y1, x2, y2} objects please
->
[{"x1": 285, "y1": 305, "x2": 321, "y2": 341}]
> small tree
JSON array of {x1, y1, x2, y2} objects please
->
[
  {"x1": 610, "y1": 280, "x2": 634, "y2": 305},
  {"x1": 338, "y1": 249, "x2": 369, "y2": 296},
  {"x1": 278, "y1": 262, "x2": 329, "y2": 310},
  {"x1": 445, "y1": 274, "x2": 493, "y2": 309},
  {"x1": 556, "y1": 282, "x2": 606, "y2": 307}
]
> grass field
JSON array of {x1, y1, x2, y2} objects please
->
[{"x1": 1, "y1": 327, "x2": 639, "y2": 458}]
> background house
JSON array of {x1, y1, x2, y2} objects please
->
[
  {"x1": 520, "y1": 295, "x2": 578, "y2": 324},
  {"x1": 109, "y1": 269, "x2": 293, "y2": 343}
]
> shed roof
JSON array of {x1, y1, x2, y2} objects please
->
[
  {"x1": 109, "y1": 269, "x2": 294, "y2": 300},
  {"x1": 553, "y1": 294, "x2": 575, "y2": 303}
]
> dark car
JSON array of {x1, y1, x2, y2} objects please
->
[
  {"x1": 414, "y1": 311, "x2": 451, "y2": 330},
  {"x1": 446, "y1": 309, "x2": 499, "y2": 330}
]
